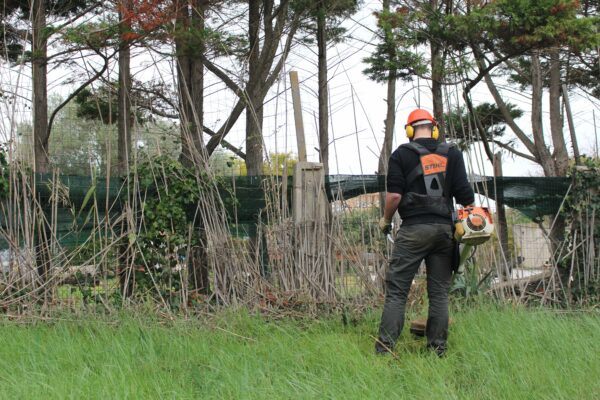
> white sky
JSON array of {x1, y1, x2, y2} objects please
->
[{"x1": 1, "y1": 0, "x2": 599, "y2": 178}]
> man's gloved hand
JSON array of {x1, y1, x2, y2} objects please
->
[
  {"x1": 454, "y1": 221, "x2": 465, "y2": 242},
  {"x1": 379, "y1": 217, "x2": 392, "y2": 235}
]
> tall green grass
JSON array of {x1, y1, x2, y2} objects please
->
[{"x1": 0, "y1": 305, "x2": 599, "y2": 399}]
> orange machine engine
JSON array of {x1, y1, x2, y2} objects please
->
[{"x1": 456, "y1": 206, "x2": 494, "y2": 245}]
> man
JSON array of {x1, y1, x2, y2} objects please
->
[{"x1": 376, "y1": 108, "x2": 474, "y2": 356}]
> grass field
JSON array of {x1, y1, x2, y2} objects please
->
[{"x1": 0, "y1": 304, "x2": 599, "y2": 399}]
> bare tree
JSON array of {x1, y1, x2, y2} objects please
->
[{"x1": 202, "y1": 1, "x2": 303, "y2": 175}]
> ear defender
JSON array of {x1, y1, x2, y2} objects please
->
[{"x1": 405, "y1": 123, "x2": 439, "y2": 140}]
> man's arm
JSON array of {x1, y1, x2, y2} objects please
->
[
  {"x1": 379, "y1": 149, "x2": 405, "y2": 234},
  {"x1": 383, "y1": 192, "x2": 401, "y2": 221},
  {"x1": 379, "y1": 192, "x2": 401, "y2": 234},
  {"x1": 449, "y1": 149, "x2": 475, "y2": 206}
]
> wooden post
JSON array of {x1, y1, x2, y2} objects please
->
[
  {"x1": 292, "y1": 163, "x2": 329, "y2": 225},
  {"x1": 288, "y1": 71, "x2": 333, "y2": 300},
  {"x1": 562, "y1": 84, "x2": 581, "y2": 166},
  {"x1": 292, "y1": 161, "x2": 333, "y2": 299},
  {"x1": 289, "y1": 71, "x2": 307, "y2": 162}
]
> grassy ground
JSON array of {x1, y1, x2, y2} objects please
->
[{"x1": 0, "y1": 304, "x2": 599, "y2": 399}]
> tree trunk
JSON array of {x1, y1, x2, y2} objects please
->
[
  {"x1": 118, "y1": 0, "x2": 132, "y2": 176},
  {"x1": 245, "y1": 0, "x2": 263, "y2": 176},
  {"x1": 117, "y1": 0, "x2": 134, "y2": 297},
  {"x1": 317, "y1": 1, "x2": 329, "y2": 174},
  {"x1": 429, "y1": 0, "x2": 445, "y2": 140},
  {"x1": 531, "y1": 52, "x2": 555, "y2": 177},
  {"x1": 533, "y1": 50, "x2": 567, "y2": 252},
  {"x1": 378, "y1": 71, "x2": 396, "y2": 175},
  {"x1": 176, "y1": 0, "x2": 209, "y2": 294},
  {"x1": 204, "y1": 0, "x2": 297, "y2": 161},
  {"x1": 32, "y1": 0, "x2": 49, "y2": 173},
  {"x1": 377, "y1": 0, "x2": 396, "y2": 176},
  {"x1": 548, "y1": 51, "x2": 568, "y2": 251},
  {"x1": 493, "y1": 152, "x2": 510, "y2": 279},
  {"x1": 177, "y1": 0, "x2": 207, "y2": 168},
  {"x1": 549, "y1": 48, "x2": 569, "y2": 176},
  {"x1": 32, "y1": 0, "x2": 52, "y2": 293},
  {"x1": 378, "y1": 0, "x2": 396, "y2": 215}
]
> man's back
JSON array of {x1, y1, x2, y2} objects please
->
[{"x1": 386, "y1": 138, "x2": 474, "y2": 225}]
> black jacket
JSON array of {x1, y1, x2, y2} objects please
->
[{"x1": 387, "y1": 138, "x2": 474, "y2": 225}]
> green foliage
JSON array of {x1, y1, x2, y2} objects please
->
[
  {"x1": 264, "y1": 152, "x2": 298, "y2": 176},
  {"x1": 209, "y1": 148, "x2": 240, "y2": 175},
  {"x1": 0, "y1": 23, "x2": 24, "y2": 62},
  {"x1": 0, "y1": 0, "x2": 97, "y2": 63},
  {"x1": 130, "y1": 154, "x2": 232, "y2": 299},
  {"x1": 0, "y1": 0, "x2": 91, "y2": 19},
  {"x1": 17, "y1": 95, "x2": 178, "y2": 175},
  {"x1": 450, "y1": 247, "x2": 494, "y2": 299},
  {"x1": 366, "y1": 0, "x2": 600, "y2": 86},
  {"x1": 62, "y1": 20, "x2": 119, "y2": 48},
  {"x1": 444, "y1": 102, "x2": 523, "y2": 148},
  {"x1": 445, "y1": 0, "x2": 600, "y2": 54},
  {"x1": 363, "y1": 7, "x2": 428, "y2": 82},
  {"x1": 75, "y1": 84, "x2": 150, "y2": 125},
  {"x1": 202, "y1": 27, "x2": 248, "y2": 59},
  {"x1": 216, "y1": 152, "x2": 298, "y2": 176},
  {"x1": 295, "y1": 0, "x2": 360, "y2": 44},
  {"x1": 75, "y1": 87, "x2": 119, "y2": 124},
  {"x1": 132, "y1": 155, "x2": 202, "y2": 293},
  {"x1": 504, "y1": 54, "x2": 600, "y2": 98},
  {"x1": 1, "y1": 305, "x2": 600, "y2": 398},
  {"x1": 567, "y1": 56, "x2": 600, "y2": 99},
  {"x1": 74, "y1": 80, "x2": 178, "y2": 128},
  {"x1": 562, "y1": 156, "x2": 600, "y2": 304},
  {"x1": 337, "y1": 207, "x2": 383, "y2": 252}
]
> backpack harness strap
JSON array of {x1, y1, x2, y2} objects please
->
[{"x1": 401, "y1": 142, "x2": 451, "y2": 198}]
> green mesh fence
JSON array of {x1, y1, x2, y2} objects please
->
[
  {"x1": 0, "y1": 174, "x2": 571, "y2": 250},
  {"x1": 473, "y1": 176, "x2": 571, "y2": 221}
]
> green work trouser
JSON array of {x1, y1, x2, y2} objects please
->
[{"x1": 376, "y1": 223, "x2": 454, "y2": 352}]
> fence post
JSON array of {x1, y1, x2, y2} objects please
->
[
  {"x1": 289, "y1": 71, "x2": 307, "y2": 162},
  {"x1": 292, "y1": 162, "x2": 333, "y2": 299}
]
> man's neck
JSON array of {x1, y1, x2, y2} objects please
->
[{"x1": 413, "y1": 134, "x2": 433, "y2": 140}]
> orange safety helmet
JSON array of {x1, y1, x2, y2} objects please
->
[{"x1": 405, "y1": 108, "x2": 439, "y2": 140}]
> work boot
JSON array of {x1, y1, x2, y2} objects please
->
[
  {"x1": 375, "y1": 340, "x2": 393, "y2": 355},
  {"x1": 426, "y1": 342, "x2": 446, "y2": 357}
]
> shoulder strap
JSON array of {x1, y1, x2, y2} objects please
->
[
  {"x1": 435, "y1": 143, "x2": 451, "y2": 157},
  {"x1": 402, "y1": 142, "x2": 429, "y2": 187},
  {"x1": 402, "y1": 142, "x2": 452, "y2": 195},
  {"x1": 401, "y1": 141, "x2": 431, "y2": 156}
]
